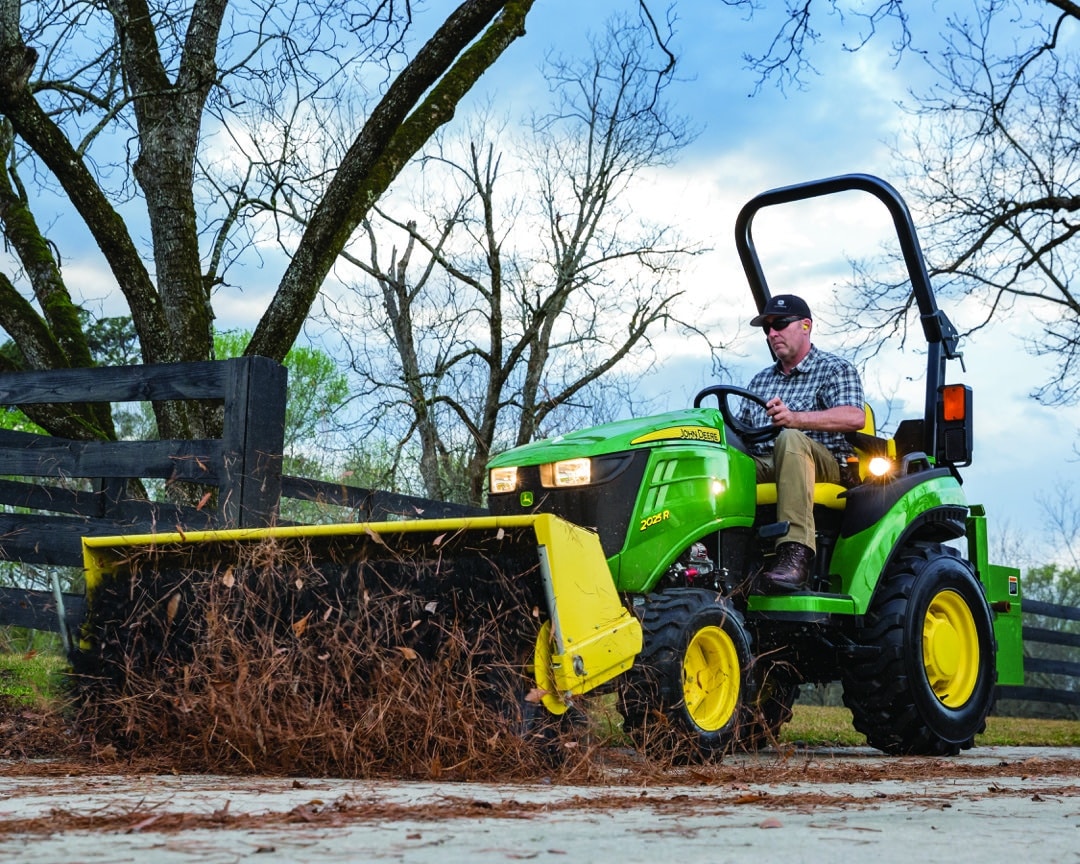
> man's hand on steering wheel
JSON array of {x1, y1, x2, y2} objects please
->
[{"x1": 693, "y1": 384, "x2": 781, "y2": 445}]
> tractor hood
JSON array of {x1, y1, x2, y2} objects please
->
[{"x1": 488, "y1": 407, "x2": 728, "y2": 469}]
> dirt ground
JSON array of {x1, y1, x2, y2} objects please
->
[
  {"x1": 2, "y1": 700, "x2": 1078, "y2": 862},
  {"x1": 2, "y1": 706, "x2": 1079, "y2": 863},
  {"x1": 1, "y1": 748, "x2": 1078, "y2": 863}
]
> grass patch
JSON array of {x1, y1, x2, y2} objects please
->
[
  {"x1": 781, "y1": 705, "x2": 866, "y2": 746},
  {"x1": 978, "y1": 714, "x2": 1080, "y2": 747},
  {"x1": 0, "y1": 652, "x2": 68, "y2": 708},
  {"x1": 782, "y1": 704, "x2": 1080, "y2": 748}
]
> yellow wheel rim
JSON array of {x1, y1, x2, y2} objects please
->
[
  {"x1": 923, "y1": 589, "x2": 980, "y2": 708},
  {"x1": 533, "y1": 620, "x2": 569, "y2": 715},
  {"x1": 682, "y1": 624, "x2": 741, "y2": 731}
]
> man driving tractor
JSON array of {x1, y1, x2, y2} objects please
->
[{"x1": 740, "y1": 294, "x2": 865, "y2": 593}]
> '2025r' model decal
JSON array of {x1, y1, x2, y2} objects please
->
[{"x1": 640, "y1": 509, "x2": 671, "y2": 531}]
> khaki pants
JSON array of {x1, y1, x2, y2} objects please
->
[{"x1": 753, "y1": 429, "x2": 841, "y2": 552}]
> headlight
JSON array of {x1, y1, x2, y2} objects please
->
[
  {"x1": 867, "y1": 456, "x2": 893, "y2": 478},
  {"x1": 489, "y1": 466, "x2": 518, "y2": 494},
  {"x1": 540, "y1": 458, "x2": 592, "y2": 488}
]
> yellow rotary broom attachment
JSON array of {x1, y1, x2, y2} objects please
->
[{"x1": 78, "y1": 514, "x2": 641, "y2": 718}]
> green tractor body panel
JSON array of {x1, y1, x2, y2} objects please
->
[
  {"x1": 486, "y1": 408, "x2": 731, "y2": 464},
  {"x1": 488, "y1": 408, "x2": 759, "y2": 594},
  {"x1": 614, "y1": 436, "x2": 756, "y2": 593},
  {"x1": 829, "y1": 474, "x2": 969, "y2": 614},
  {"x1": 966, "y1": 505, "x2": 1024, "y2": 685}
]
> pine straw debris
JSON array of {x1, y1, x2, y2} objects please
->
[{"x1": 65, "y1": 529, "x2": 610, "y2": 782}]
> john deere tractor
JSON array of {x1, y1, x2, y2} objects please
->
[
  {"x1": 77, "y1": 175, "x2": 1022, "y2": 761},
  {"x1": 486, "y1": 174, "x2": 1023, "y2": 756}
]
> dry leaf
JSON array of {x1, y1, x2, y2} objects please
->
[
  {"x1": 221, "y1": 566, "x2": 235, "y2": 588},
  {"x1": 323, "y1": 606, "x2": 334, "y2": 621},
  {"x1": 364, "y1": 526, "x2": 388, "y2": 547},
  {"x1": 397, "y1": 646, "x2": 419, "y2": 661},
  {"x1": 295, "y1": 578, "x2": 304, "y2": 589},
  {"x1": 433, "y1": 533, "x2": 445, "y2": 546},
  {"x1": 165, "y1": 592, "x2": 181, "y2": 624},
  {"x1": 424, "y1": 601, "x2": 438, "y2": 613},
  {"x1": 292, "y1": 611, "x2": 312, "y2": 637},
  {"x1": 759, "y1": 817, "x2": 783, "y2": 829},
  {"x1": 524, "y1": 687, "x2": 547, "y2": 704},
  {"x1": 195, "y1": 491, "x2": 213, "y2": 511},
  {"x1": 496, "y1": 527, "x2": 505, "y2": 540}
]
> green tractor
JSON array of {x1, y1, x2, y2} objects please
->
[
  {"x1": 486, "y1": 174, "x2": 1023, "y2": 756},
  {"x1": 76, "y1": 174, "x2": 1023, "y2": 763}
]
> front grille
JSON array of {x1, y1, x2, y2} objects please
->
[{"x1": 488, "y1": 451, "x2": 649, "y2": 558}]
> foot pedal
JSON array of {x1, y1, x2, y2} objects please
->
[{"x1": 757, "y1": 521, "x2": 790, "y2": 540}]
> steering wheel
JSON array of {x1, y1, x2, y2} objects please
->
[{"x1": 693, "y1": 384, "x2": 781, "y2": 446}]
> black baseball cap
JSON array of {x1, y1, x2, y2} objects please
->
[{"x1": 750, "y1": 294, "x2": 812, "y2": 326}]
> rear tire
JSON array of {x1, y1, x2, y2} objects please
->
[
  {"x1": 841, "y1": 543, "x2": 997, "y2": 755},
  {"x1": 619, "y1": 588, "x2": 757, "y2": 757}
]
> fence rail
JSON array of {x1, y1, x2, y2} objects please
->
[
  {"x1": 0, "y1": 358, "x2": 481, "y2": 644},
  {"x1": 998, "y1": 599, "x2": 1080, "y2": 708},
  {"x1": 0, "y1": 356, "x2": 288, "y2": 566}
]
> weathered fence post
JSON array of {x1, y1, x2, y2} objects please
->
[{"x1": 219, "y1": 356, "x2": 288, "y2": 528}]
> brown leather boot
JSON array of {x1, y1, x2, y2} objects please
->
[{"x1": 759, "y1": 542, "x2": 813, "y2": 593}]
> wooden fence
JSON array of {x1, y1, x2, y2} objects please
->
[
  {"x1": 0, "y1": 356, "x2": 290, "y2": 566},
  {"x1": 0, "y1": 357, "x2": 479, "y2": 644},
  {"x1": 997, "y1": 599, "x2": 1080, "y2": 709}
]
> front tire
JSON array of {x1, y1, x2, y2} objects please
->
[
  {"x1": 619, "y1": 588, "x2": 757, "y2": 757},
  {"x1": 841, "y1": 543, "x2": 997, "y2": 755}
]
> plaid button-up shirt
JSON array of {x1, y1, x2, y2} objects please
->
[{"x1": 739, "y1": 345, "x2": 864, "y2": 461}]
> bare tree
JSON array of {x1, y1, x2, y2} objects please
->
[
  {"x1": 325, "y1": 15, "x2": 718, "y2": 505},
  {"x1": 888, "y1": 3, "x2": 1080, "y2": 406},
  {"x1": 719, "y1": 0, "x2": 913, "y2": 93},
  {"x1": 719, "y1": 1, "x2": 1080, "y2": 405},
  {"x1": 0, "y1": 0, "x2": 537, "y2": 448}
]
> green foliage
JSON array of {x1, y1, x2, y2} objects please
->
[
  {"x1": 215, "y1": 330, "x2": 350, "y2": 453},
  {"x1": 0, "y1": 405, "x2": 45, "y2": 433},
  {"x1": 0, "y1": 651, "x2": 67, "y2": 708},
  {"x1": 82, "y1": 314, "x2": 142, "y2": 367},
  {"x1": 1023, "y1": 564, "x2": 1080, "y2": 606}
]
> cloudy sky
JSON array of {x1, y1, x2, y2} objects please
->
[
  {"x1": 14, "y1": 1, "x2": 1077, "y2": 564},
  {"x1": 485, "y1": 0, "x2": 1080, "y2": 564}
]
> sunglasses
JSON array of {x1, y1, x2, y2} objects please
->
[{"x1": 761, "y1": 316, "x2": 803, "y2": 333}]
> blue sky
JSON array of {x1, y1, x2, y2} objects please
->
[{"x1": 484, "y1": 0, "x2": 1080, "y2": 565}]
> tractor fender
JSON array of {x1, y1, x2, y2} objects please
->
[
  {"x1": 839, "y1": 467, "x2": 956, "y2": 538},
  {"x1": 830, "y1": 473, "x2": 969, "y2": 615}
]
